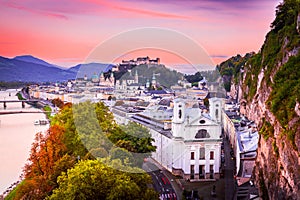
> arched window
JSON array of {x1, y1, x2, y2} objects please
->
[
  {"x1": 215, "y1": 109, "x2": 219, "y2": 119},
  {"x1": 195, "y1": 129, "x2": 210, "y2": 138},
  {"x1": 179, "y1": 109, "x2": 182, "y2": 119}
]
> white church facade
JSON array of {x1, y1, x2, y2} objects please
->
[{"x1": 127, "y1": 97, "x2": 223, "y2": 181}]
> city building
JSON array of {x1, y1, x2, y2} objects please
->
[
  {"x1": 222, "y1": 99, "x2": 259, "y2": 185},
  {"x1": 113, "y1": 97, "x2": 223, "y2": 181},
  {"x1": 114, "y1": 70, "x2": 145, "y2": 98}
]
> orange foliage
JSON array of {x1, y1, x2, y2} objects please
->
[{"x1": 18, "y1": 125, "x2": 70, "y2": 198}]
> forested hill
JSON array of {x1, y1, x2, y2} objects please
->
[
  {"x1": 216, "y1": 53, "x2": 254, "y2": 92},
  {"x1": 218, "y1": 0, "x2": 300, "y2": 199}
]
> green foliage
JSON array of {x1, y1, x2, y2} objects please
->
[
  {"x1": 268, "y1": 54, "x2": 300, "y2": 147},
  {"x1": 185, "y1": 70, "x2": 220, "y2": 83},
  {"x1": 223, "y1": 82, "x2": 231, "y2": 92},
  {"x1": 259, "y1": 119, "x2": 274, "y2": 140},
  {"x1": 0, "y1": 81, "x2": 33, "y2": 89},
  {"x1": 4, "y1": 180, "x2": 26, "y2": 200},
  {"x1": 48, "y1": 160, "x2": 158, "y2": 200},
  {"x1": 184, "y1": 71, "x2": 203, "y2": 83},
  {"x1": 238, "y1": 0, "x2": 300, "y2": 148},
  {"x1": 271, "y1": 0, "x2": 300, "y2": 32},
  {"x1": 43, "y1": 105, "x2": 52, "y2": 119},
  {"x1": 119, "y1": 122, "x2": 156, "y2": 153},
  {"x1": 202, "y1": 70, "x2": 221, "y2": 82},
  {"x1": 108, "y1": 122, "x2": 156, "y2": 167},
  {"x1": 110, "y1": 147, "x2": 134, "y2": 165},
  {"x1": 241, "y1": 53, "x2": 262, "y2": 100},
  {"x1": 51, "y1": 103, "x2": 88, "y2": 157},
  {"x1": 217, "y1": 53, "x2": 253, "y2": 92},
  {"x1": 10, "y1": 101, "x2": 157, "y2": 198},
  {"x1": 120, "y1": 64, "x2": 183, "y2": 88},
  {"x1": 272, "y1": 140, "x2": 279, "y2": 158},
  {"x1": 261, "y1": 32, "x2": 281, "y2": 83},
  {"x1": 16, "y1": 92, "x2": 26, "y2": 100},
  {"x1": 269, "y1": 55, "x2": 300, "y2": 126},
  {"x1": 72, "y1": 101, "x2": 113, "y2": 152},
  {"x1": 89, "y1": 147, "x2": 109, "y2": 159}
]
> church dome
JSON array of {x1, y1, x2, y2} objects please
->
[
  {"x1": 92, "y1": 74, "x2": 98, "y2": 79},
  {"x1": 91, "y1": 73, "x2": 99, "y2": 83}
]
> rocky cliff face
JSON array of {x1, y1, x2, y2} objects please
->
[
  {"x1": 220, "y1": 1, "x2": 300, "y2": 199},
  {"x1": 242, "y1": 9, "x2": 300, "y2": 200},
  {"x1": 241, "y1": 49, "x2": 300, "y2": 199}
]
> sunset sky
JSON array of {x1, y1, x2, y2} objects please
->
[{"x1": 0, "y1": 0, "x2": 281, "y2": 72}]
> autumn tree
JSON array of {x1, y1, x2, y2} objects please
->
[
  {"x1": 12, "y1": 101, "x2": 157, "y2": 199},
  {"x1": 51, "y1": 98, "x2": 64, "y2": 109},
  {"x1": 16, "y1": 125, "x2": 75, "y2": 199}
]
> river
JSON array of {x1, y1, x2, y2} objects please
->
[{"x1": 0, "y1": 90, "x2": 49, "y2": 194}]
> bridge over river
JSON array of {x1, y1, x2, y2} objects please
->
[
  {"x1": 0, "y1": 110, "x2": 52, "y2": 115},
  {"x1": 0, "y1": 100, "x2": 41, "y2": 109}
]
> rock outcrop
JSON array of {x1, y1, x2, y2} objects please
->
[{"x1": 220, "y1": 1, "x2": 300, "y2": 199}]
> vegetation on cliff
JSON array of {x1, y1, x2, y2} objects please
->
[
  {"x1": 184, "y1": 70, "x2": 220, "y2": 86},
  {"x1": 218, "y1": 0, "x2": 300, "y2": 147},
  {"x1": 217, "y1": 53, "x2": 254, "y2": 92},
  {"x1": 216, "y1": 1, "x2": 300, "y2": 199},
  {"x1": 259, "y1": 0, "x2": 299, "y2": 147}
]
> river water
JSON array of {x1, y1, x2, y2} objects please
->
[{"x1": 0, "y1": 90, "x2": 49, "y2": 194}]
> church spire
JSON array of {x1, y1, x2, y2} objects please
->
[{"x1": 135, "y1": 70, "x2": 138, "y2": 83}]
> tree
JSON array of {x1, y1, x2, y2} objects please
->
[
  {"x1": 271, "y1": 0, "x2": 300, "y2": 32},
  {"x1": 52, "y1": 98, "x2": 64, "y2": 108},
  {"x1": 51, "y1": 103, "x2": 89, "y2": 157},
  {"x1": 13, "y1": 101, "x2": 158, "y2": 199},
  {"x1": 48, "y1": 160, "x2": 158, "y2": 200},
  {"x1": 184, "y1": 71, "x2": 203, "y2": 84},
  {"x1": 17, "y1": 125, "x2": 72, "y2": 199},
  {"x1": 118, "y1": 122, "x2": 156, "y2": 153},
  {"x1": 110, "y1": 147, "x2": 134, "y2": 165}
]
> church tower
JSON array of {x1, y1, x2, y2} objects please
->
[
  {"x1": 100, "y1": 72, "x2": 105, "y2": 84},
  {"x1": 134, "y1": 70, "x2": 139, "y2": 84},
  {"x1": 146, "y1": 79, "x2": 150, "y2": 88},
  {"x1": 172, "y1": 98, "x2": 185, "y2": 137},
  {"x1": 209, "y1": 97, "x2": 222, "y2": 124},
  {"x1": 110, "y1": 72, "x2": 115, "y2": 86},
  {"x1": 151, "y1": 73, "x2": 156, "y2": 89}
]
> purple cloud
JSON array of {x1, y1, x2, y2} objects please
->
[{"x1": 2, "y1": 1, "x2": 68, "y2": 19}]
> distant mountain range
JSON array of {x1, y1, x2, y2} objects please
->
[{"x1": 0, "y1": 55, "x2": 113, "y2": 82}]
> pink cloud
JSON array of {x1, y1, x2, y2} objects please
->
[
  {"x1": 2, "y1": 1, "x2": 68, "y2": 20},
  {"x1": 2, "y1": 0, "x2": 190, "y2": 20},
  {"x1": 78, "y1": 0, "x2": 190, "y2": 19},
  {"x1": 111, "y1": 4, "x2": 190, "y2": 19}
]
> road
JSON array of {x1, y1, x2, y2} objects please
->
[
  {"x1": 223, "y1": 136, "x2": 236, "y2": 200},
  {"x1": 143, "y1": 160, "x2": 178, "y2": 200}
]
